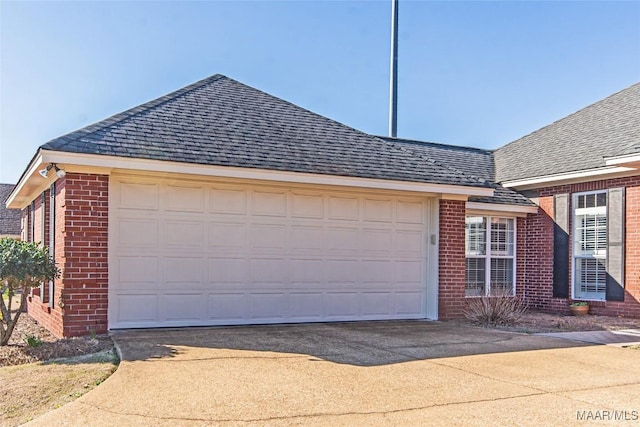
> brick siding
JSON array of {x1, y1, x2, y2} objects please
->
[
  {"x1": 438, "y1": 199, "x2": 466, "y2": 319},
  {"x1": 27, "y1": 173, "x2": 109, "y2": 337},
  {"x1": 523, "y1": 175, "x2": 640, "y2": 317}
]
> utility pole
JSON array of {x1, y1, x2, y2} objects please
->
[{"x1": 388, "y1": 0, "x2": 399, "y2": 138}]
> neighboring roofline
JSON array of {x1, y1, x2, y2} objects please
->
[
  {"x1": 605, "y1": 152, "x2": 640, "y2": 168},
  {"x1": 7, "y1": 150, "x2": 494, "y2": 209},
  {"x1": 501, "y1": 165, "x2": 638, "y2": 190},
  {"x1": 465, "y1": 201, "x2": 538, "y2": 215}
]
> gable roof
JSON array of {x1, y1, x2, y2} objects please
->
[
  {"x1": 377, "y1": 137, "x2": 534, "y2": 206},
  {"x1": 0, "y1": 184, "x2": 21, "y2": 236},
  {"x1": 39, "y1": 74, "x2": 489, "y2": 189},
  {"x1": 494, "y1": 82, "x2": 640, "y2": 183}
]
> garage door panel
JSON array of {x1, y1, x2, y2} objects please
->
[
  {"x1": 209, "y1": 222, "x2": 246, "y2": 251},
  {"x1": 292, "y1": 193, "x2": 324, "y2": 218},
  {"x1": 165, "y1": 185, "x2": 205, "y2": 212},
  {"x1": 290, "y1": 259, "x2": 324, "y2": 283},
  {"x1": 162, "y1": 293, "x2": 204, "y2": 321},
  {"x1": 119, "y1": 182, "x2": 159, "y2": 210},
  {"x1": 326, "y1": 293, "x2": 359, "y2": 317},
  {"x1": 326, "y1": 227, "x2": 359, "y2": 252},
  {"x1": 290, "y1": 293, "x2": 324, "y2": 318},
  {"x1": 210, "y1": 188, "x2": 247, "y2": 214},
  {"x1": 328, "y1": 196, "x2": 359, "y2": 220},
  {"x1": 250, "y1": 259, "x2": 288, "y2": 283},
  {"x1": 290, "y1": 225, "x2": 323, "y2": 252},
  {"x1": 251, "y1": 224, "x2": 286, "y2": 251},
  {"x1": 361, "y1": 292, "x2": 393, "y2": 316},
  {"x1": 164, "y1": 258, "x2": 203, "y2": 284},
  {"x1": 250, "y1": 293, "x2": 288, "y2": 319},
  {"x1": 116, "y1": 294, "x2": 158, "y2": 323},
  {"x1": 110, "y1": 177, "x2": 430, "y2": 329},
  {"x1": 209, "y1": 258, "x2": 247, "y2": 283},
  {"x1": 252, "y1": 191, "x2": 287, "y2": 217},
  {"x1": 363, "y1": 198, "x2": 393, "y2": 222},
  {"x1": 397, "y1": 200, "x2": 425, "y2": 224},
  {"x1": 208, "y1": 293, "x2": 247, "y2": 320},
  {"x1": 395, "y1": 292, "x2": 424, "y2": 315},
  {"x1": 119, "y1": 219, "x2": 159, "y2": 247},
  {"x1": 166, "y1": 221, "x2": 204, "y2": 248},
  {"x1": 117, "y1": 257, "x2": 159, "y2": 288}
]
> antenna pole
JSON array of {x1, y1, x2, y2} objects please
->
[{"x1": 388, "y1": 0, "x2": 399, "y2": 138}]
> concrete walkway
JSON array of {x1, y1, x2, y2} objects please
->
[
  {"x1": 27, "y1": 321, "x2": 640, "y2": 426},
  {"x1": 539, "y1": 329, "x2": 640, "y2": 347}
]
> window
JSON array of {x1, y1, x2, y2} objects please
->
[
  {"x1": 465, "y1": 216, "x2": 516, "y2": 296},
  {"x1": 573, "y1": 191, "x2": 607, "y2": 300}
]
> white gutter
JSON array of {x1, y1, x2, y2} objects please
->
[
  {"x1": 465, "y1": 201, "x2": 538, "y2": 215},
  {"x1": 8, "y1": 150, "x2": 495, "y2": 209},
  {"x1": 502, "y1": 166, "x2": 637, "y2": 190}
]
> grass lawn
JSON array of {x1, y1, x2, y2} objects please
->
[{"x1": 1, "y1": 293, "x2": 118, "y2": 427}]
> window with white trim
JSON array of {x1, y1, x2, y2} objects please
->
[
  {"x1": 573, "y1": 191, "x2": 607, "y2": 300},
  {"x1": 465, "y1": 216, "x2": 516, "y2": 296}
]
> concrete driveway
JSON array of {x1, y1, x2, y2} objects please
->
[{"x1": 28, "y1": 321, "x2": 640, "y2": 426}]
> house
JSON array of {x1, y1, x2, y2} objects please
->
[
  {"x1": 494, "y1": 82, "x2": 640, "y2": 318},
  {"x1": 0, "y1": 184, "x2": 21, "y2": 239},
  {"x1": 4, "y1": 74, "x2": 638, "y2": 337}
]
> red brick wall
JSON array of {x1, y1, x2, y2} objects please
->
[
  {"x1": 523, "y1": 175, "x2": 640, "y2": 317},
  {"x1": 27, "y1": 173, "x2": 109, "y2": 337},
  {"x1": 438, "y1": 199, "x2": 466, "y2": 319}
]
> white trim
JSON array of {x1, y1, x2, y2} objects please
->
[
  {"x1": 502, "y1": 166, "x2": 637, "y2": 190},
  {"x1": 571, "y1": 190, "x2": 608, "y2": 301},
  {"x1": 464, "y1": 215, "x2": 517, "y2": 297},
  {"x1": 465, "y1": 202, "x2": 538, "y2": 215},
  {"x1": 605, "y1": 153, "x2": 640, "y2": 167},
  {"x1": 8, "y1": 150, "x2": 494, "y2": 209}
]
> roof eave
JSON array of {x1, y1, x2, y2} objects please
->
[
  {"x1": 9, "y1": 150, "x2": 494, "y2": 209},
  {"x1": 501, "y1": 165, "x2": 638, "y2": 190}
]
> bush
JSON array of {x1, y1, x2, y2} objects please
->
[
  {"x1": 464, "y1": 292, "x2": 528, "y2": 326},
  {"x1": 0, "y1": 238, "x2": 60, "y2": 346}
]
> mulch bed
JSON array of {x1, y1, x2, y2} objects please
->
[
  {"x1": 452, "y1": 310, "x2": 640, "y2": 334},
  {"x1": 1, "y1": 313, "x2": 114, "y2": 367}
]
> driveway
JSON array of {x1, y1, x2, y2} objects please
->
[{"x1": 27, "y1": 321, "x2": 640, "y2": 426}]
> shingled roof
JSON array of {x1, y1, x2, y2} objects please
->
[
  {"x1": 40, "y1": 74, "x2": 489, "y2": 189},
  {"x1": 0, "y1": 184, "x2": 21, "y2": 236},
  {"x1": 377, "y1": 137, "x2": 534, "y2": 206},
  {"x1": 494, "y1": 82, "x2": 640, "y2": 183}
]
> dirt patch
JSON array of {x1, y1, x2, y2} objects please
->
[
  {"x1": 1, "y1": 313, "x2": 114, "y2": 367},
  {"x1": 451, "y1": 310, "x2": 640, "y2": 334},
  {"x1": 0, "y1": 352, "x2": 117, "y2": 426},
  {"x1": 1, "y1": 305, "x2": 118, "y2": 426}
]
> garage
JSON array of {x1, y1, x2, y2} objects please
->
[{"x1": 108, "y1": 173, "x2": 435, "y2": 329}]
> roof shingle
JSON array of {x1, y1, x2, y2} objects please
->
[
  {"x1": 494, "y1": 82, "x2": 640, "y2": 183},
  {"x1": 41, "y1": 74, "x2": 489, "y2": 189}
]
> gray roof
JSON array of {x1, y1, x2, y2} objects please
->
[
  {"x1": 0, "y1": 184, "x2": 22, "y2": 236},
  {"x1": 40, "y1": 74, "x2": 489, "y2": 189},
  {"x1": 377, "y1": 137, "x2": 535, "y2": 206},
  {"x1": 495, "y1": 82, "x2": 640, "y2": 183}
]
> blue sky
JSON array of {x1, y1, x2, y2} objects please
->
[{"x1": 1, "y1": 0, "x2": 639, "y2": 183}]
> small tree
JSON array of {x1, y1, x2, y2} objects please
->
[{"x1": 0, "y1": 238, "x2": 60, "y2": 346}]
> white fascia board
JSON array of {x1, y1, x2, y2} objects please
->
[
  {"x1": 604, "y1": 153, "x2": 640, "y2": 167},
  {"x1": 502, "y1": 166, "x2": 637, "y2": 190},
  {"x1": 465, "y1": 202, "x2": 538, "y2": 215},
  {"x1": 5, "y1": 150, "x2": 49, "y2": 209},
  {"x1": 42, "y1": 150, "x2": 495, "y2": 197}
]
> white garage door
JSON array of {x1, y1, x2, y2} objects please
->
[{"x1": 109, "y1": 174, "x2": 432, "y2": 329}]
